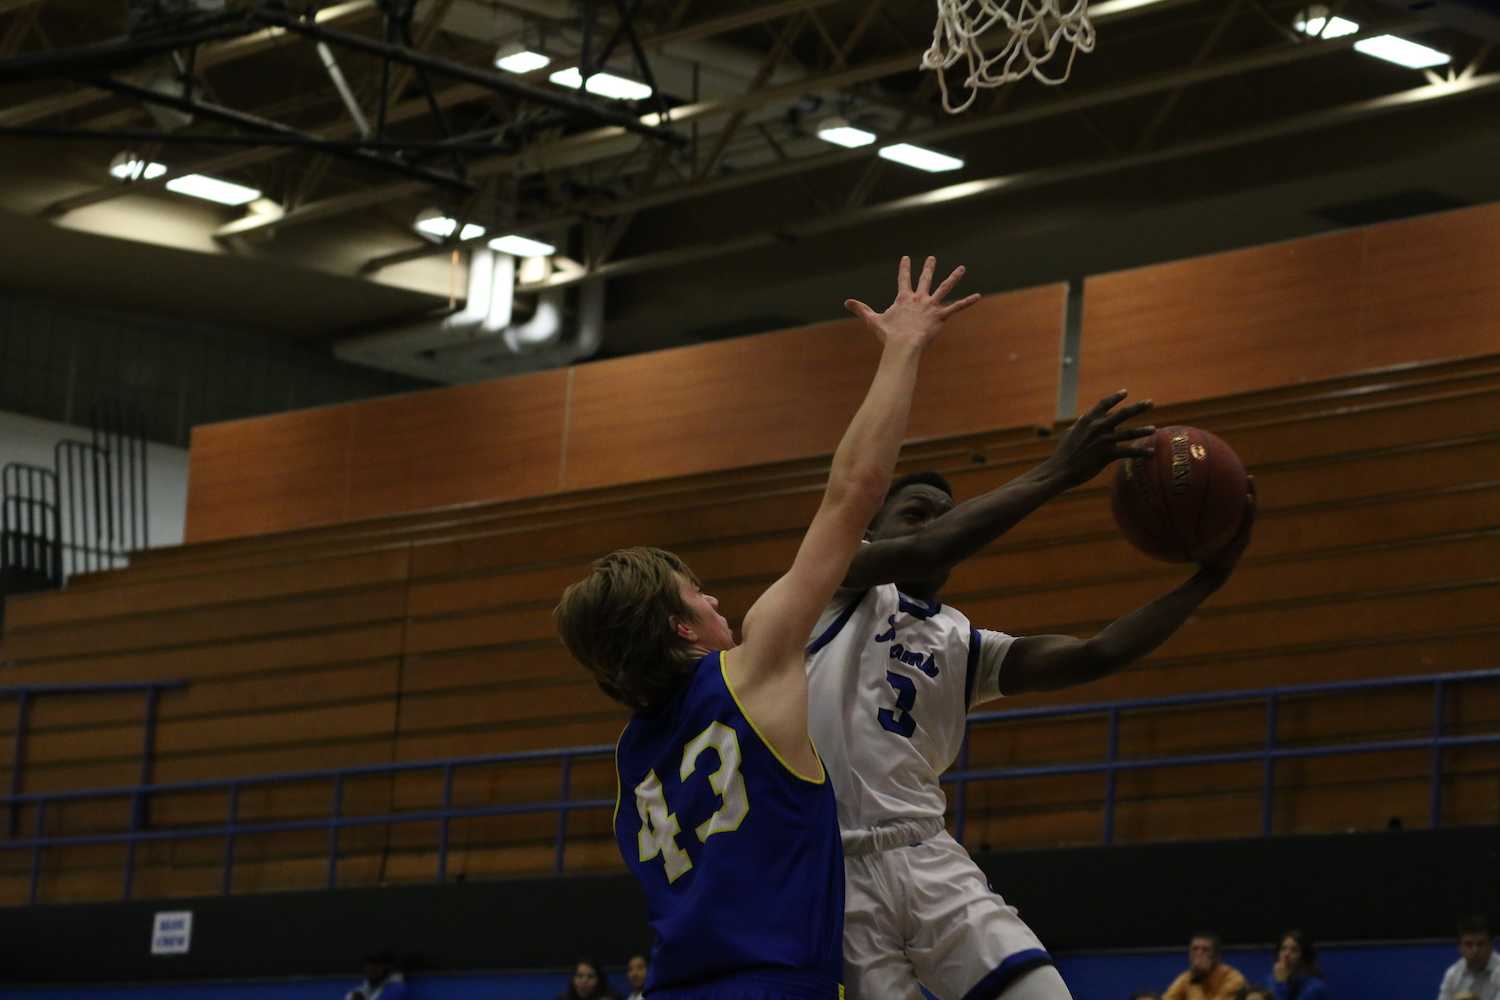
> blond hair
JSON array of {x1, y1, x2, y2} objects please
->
[{"x1": 555, "y1": 547, "x2": 702, "y2": 712}]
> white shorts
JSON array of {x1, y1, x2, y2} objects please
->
[{"x1": 841, "y1": 818, "x2": 1063, "y2": 1000}]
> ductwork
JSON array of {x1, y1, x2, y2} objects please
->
[{"x1": 335, "y1": 248, "x2": 603, "y2": 383}]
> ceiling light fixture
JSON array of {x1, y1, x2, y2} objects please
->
[
  {"x1": 164, "y1": 174, "x2": 261, "y2": 206},
  {"x1": 488, "y1": 235, "x2": 556, "y2": 258},
  {"x1": 816, "y1": 117, "x2": 876, "y2": 148},
  {"x1": 413, "y1": 210, "x2": 486, "y2": 242},
  {"x1": 878, "y1": 143, "x2": 965, "y2": 173},
  {"x1": 108, "y1": 152, "x2": 168, "y2": 182},
  {"x1": 548, "y1": 67, "x2": 653, "y2": 101},
  {"x1": 494, "y1": 43, "x2": 551, "y2": 75}
]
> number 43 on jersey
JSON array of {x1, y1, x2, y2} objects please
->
[{"x1": 634, "y1": 721, "x2": 749, "y2": 883}]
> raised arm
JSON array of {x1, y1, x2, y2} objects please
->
[
  {"x1": 992, "y1": 480, "x2": 1255, "y2": 699},
  {"x1": 726, "y1": 257, "x2": 979, "y2": 768},
  {"x1": 844, "y1": 389, "x2": 1156, "y2": 591}
]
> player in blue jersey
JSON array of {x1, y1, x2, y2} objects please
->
[
  {"x1": 555, "y1": 256, "x2": 982, "y2": 1000},
  {"x1": 804, "y1": 396, "x2": 1255, "y2": 1000}
]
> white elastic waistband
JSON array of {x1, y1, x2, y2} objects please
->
[{"x1": 841, "y1": 816, "x2": 946, "y2": 858}]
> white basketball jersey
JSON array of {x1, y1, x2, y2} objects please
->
[{"x1": 806, "y1": 584, "x2": 1015, "y2": 834}]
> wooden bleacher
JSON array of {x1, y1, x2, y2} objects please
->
[{"x1": 1, "y1": 354, "x2": 1498, "y2": 904}]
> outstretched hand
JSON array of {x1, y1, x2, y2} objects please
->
[
  {"x1": 1043, "y1": 389, "x2": 1156, "y2": 489},
  {"x1": 1199, "y1": 476, "x2": 1256, "y2": 583},
  {"x1": 844, "y1": 255, "x2": 980, "y2": 352}
]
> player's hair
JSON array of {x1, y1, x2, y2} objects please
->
[
  {"x1": 885, "y1": 470, "x2": 954, "y2": 503},
  {"x1": 555, "y1": 547, "x2": 703, "y2": 713},
  {"x1": 1191, "y1": 930, "x2": 1222, "y2": 953},
  {"x1": 1459, "y1": 914, "x2": 1491, "y2": 937}
]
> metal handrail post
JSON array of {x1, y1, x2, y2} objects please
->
[
  {"x1": 1102, "y1": 707, "x2": 1120, "y2": 845},
  {"x1": 437, "y1": 764, "x2": 454, "y2": 883},
  {"x1": 9, "y1": 691, "x2": 29, "y2": 836},
  {"x1": 1262, "y1": 694, "x2": 1278, "y2": 837},
  {"x1": 328, "y1": 775, "x2": 344, "y2": 889},
  {"x1": 555, "y1": 755, "x2": 574, "y2": 875},
  {"x1": 222, "y1": 783, "x2": 240, "y2": 895},
  {"x1": 1430, "y1": 680, "x2": 1445, "y2": 828},
  {"x1": 28, "y1": 800, "x2": 45, "y2": 905}
]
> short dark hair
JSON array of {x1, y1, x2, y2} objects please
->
[
  {"x1": 1191, "y1": 930, "x2": 1222, "y2": 952},
  {"x1": 1459, "y1": 915, "x2": 1491, "y2": 937},
  {"x1": 885, "y1": 471, "x2": 954, "y2": 504},
  {"x1": 1129, "y1": 992, "x2": 1161, "y2": 1000}
]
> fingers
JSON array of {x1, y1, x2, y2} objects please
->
[
  {"x1": 1110, "y1": 443, "x2": 1154, "y2": 460},
  {"x1": 1113, "y1": 424, "x2": 1156, "y2": 441},
  {"x1": 1086, "y1": 389, "x2": 1130, "y2": 421},
  {"x1": 930, "y1": 264, "x2": 967, "y2": 303},
  {"x1": 1101, "y1": 398, "x2": 1154, "y2": 430},
  {"x1": 897, "y1": 256, "x2": 912, "y2": 297},
  {"x1": 844, "y1": 298, "x2": 877, "y2": 323},
  {"x1": 915, "y1": 255, "x2": 937, "y2": 295},
  {"x1": 938, "y1": 292, "x2": 982, "y2": 319}
]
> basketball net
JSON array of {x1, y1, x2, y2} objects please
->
[{"x1": 923, "y1": 0, "x2": 1096, "y2": 114}]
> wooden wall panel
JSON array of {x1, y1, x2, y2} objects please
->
[
  {"x1": 1080, "y1": 204, "x2": 1500, "y2": 407},
  {"x1": 343, "y1": 371, "x2": 569, "y2": 522},
  {"x1": 562, "y1": 285, "x2": 1064, "y2": 491},
  {"x1": 186, "y1": 405, "x2": 354, "y2": 542}
]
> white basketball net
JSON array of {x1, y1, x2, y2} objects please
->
[{"x1": 923, "y1": 0, "x2": 1096, "y2": 114}]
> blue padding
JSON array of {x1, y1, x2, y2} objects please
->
[{"x1": 0, "y1": 943, "x2": 1458, "y2": 1000}]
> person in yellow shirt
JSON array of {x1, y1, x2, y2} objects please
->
[{"x1": 1163, "y1": 933, "x2": 1248, "y2": 1000}]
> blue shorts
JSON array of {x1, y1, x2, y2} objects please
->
[{"x1": 646, "y1": 968, "x2": 843, "y2": 999}]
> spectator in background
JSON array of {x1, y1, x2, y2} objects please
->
[
  {"x1": 1272, "y1": 930, "x2": 1328, "y2": 1000},
  {"x1": 558, "y1": 959, "x2": 619, "y2": 1000},
  {"x1": 1164, "y1": 932, "x2": 1247, "y2": 1000},
  {"x1": 1438, "y1": 915, "x2": 1500, "y2": 1000},
  {"x1": 345, "y1": 949, "x2": 408, "y2": 1000},
  {"x1": 623, "y1": 954, "x2": 648, "y2": 1000}
]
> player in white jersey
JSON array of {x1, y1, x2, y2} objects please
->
[{"x1": 806, "y1": 391, "x2": 1256, "y2": 1000}]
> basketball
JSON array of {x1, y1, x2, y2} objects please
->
[{"x1": 1110, "y1": 426, "x2": 1249, "y2": 563}]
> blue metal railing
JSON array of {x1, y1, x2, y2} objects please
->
[
  {"x1": 945, "y1": 668, "x2": 1500, "y2": 845},
  {"x1": 1, "y1": 670, "x2": 1498, "y2": 905}
]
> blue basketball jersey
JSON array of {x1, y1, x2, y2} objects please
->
[{"x1": 614, "y1": 651, "x2": 845, "y2": 998}]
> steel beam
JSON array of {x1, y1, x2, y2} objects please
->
[
  {"x1": 513, "y1": 72, "x2": 1500, "y2": 290},
  {"x1": 363, "y1": 17, "x2": 1429, "y2": 271}
]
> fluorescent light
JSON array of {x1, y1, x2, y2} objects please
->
[
  {"x1": 1354, "y1": 34, "x2": 1451, "y2": 69},
  {"x1": 549, "y1": 67, "x2": 653, "y2": 101},
  {"x1": 1293, "y1": 13, "x2": 1360, "y2": 39},
  {"x1": 495, "y1": 49, "x2": 550, "y2": 74},
  {"x1": 414, "y1": 215, "x2": 486, "y2": 241},
  {"x1": 816, "y1": 118, "x2": 876, "y2": 148},
  {"x1": 489, "y1": 235, "x2": 556, "y2": 257},
  {"x1": 1088, "y1": 0, "x2": 1175, "y2": 17},
  {"x1": 109, "y1": 156, "x2": 168, "y2": 181},
  {"x1": 878, "y1": 143, "x2": 964, "y2": 173},
  {"x1": 164, "y1": 174, "x2": 261, "y2": 206}
]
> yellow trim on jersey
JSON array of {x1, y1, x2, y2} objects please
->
[
  {"x1": 719, "y1": 649, "x2": 826, "y2": 785},
  {"x1": 611, "y1": 720, "x2": 629, "y2": 835}
]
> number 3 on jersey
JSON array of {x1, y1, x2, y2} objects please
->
[
  {"x1": 634, "y1": 721, "x2": 749, "y2": 883},
  {"x1": 878, "y1": 670, "x2": 918, "y2": 738}
]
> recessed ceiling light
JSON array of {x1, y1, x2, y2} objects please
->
[
  {"x1": 878, "y1": 143, "x2": 964, "y2": 173},
  {"x1": 1353, "y1": 35, "x2": 1451, "y2": 69},
  {"x1": 495, "y1": 46, "x2": 551, "y2": 74},
  {"x1": 414, "y1": 213, "x2": 486, "y2": 242},
  {"x1": 164, "y1": 174, "x2": 261, "y2": 206},
  {"x1": 548, "y1": 67, "x2": 653, "y2": 101},
  {"x1": 816, "y1": 117, "x2": 876, "y2": 148},
  {"x1": 488, "y1": 235, "x2": 556, "y2": 257}
]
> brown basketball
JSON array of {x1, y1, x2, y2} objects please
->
[{"x1": 1110, "y1": 426, "x2": 1249, "y2": 563}]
